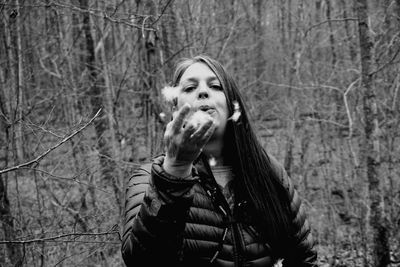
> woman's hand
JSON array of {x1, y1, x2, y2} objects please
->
[{"x1": 163, "y1": 104, "x2": 216, "y2": 178}]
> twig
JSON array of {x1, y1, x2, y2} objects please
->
[
  {"x1": 151, "y1": 0, "x2": 174, "y2": 26},
  {"x1": 24, "y1": 121, "x2": 64, "y2": 138},
  {"x1": 304, "y1": 117, "x2": 347, "y2": 128},
  {"x1": 369, "y1": 45, "x2": 400, "y2": 76},
  {"x1": 48, "y1": 1, "x2": 156, "y2": 31},
  {"x1": 0, "y1": 109, "x2": 102, "y2": 175},
  {"x1": 217, "y1": 14, "x2": 243, "y2": 59},
  {"x1": 343, "y1": 78, "x2": 360, "y2": 139},
  {"x1": 304, "y1": 18, "x2": 358, "y2": 37},
  {"x1": 0, "y1": 230, "x2": 119, "y2": 245},
  {"x1": 21, "y1": 167, "x2": 112, "y2": 194},
  {"x1": 261, "y1": 80, "x2": 343, "y2": 92},
  {"x1": 392, "y1": 73, "x2": 400, "y2": 111},
  {"x1": 343, "y1": 78, "x2": 360, "y2": 167},
  {"x1": 39, "y1": 56, "x2": 62, "y2": 79},
  {"x1": 141, "y1": 15, "x2": 151, "y2": 39}
]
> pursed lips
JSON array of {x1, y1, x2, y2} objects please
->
[{"x1": 197, "y1": 105, "x2": 216, "y2": 114}]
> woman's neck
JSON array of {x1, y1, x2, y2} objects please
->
[{"x1": 203, "y1": 139, "x2": 226, "y2": 166}]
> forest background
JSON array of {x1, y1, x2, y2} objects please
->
[{"x1": 0, "y1": 0, "x2": 399, "y2": 266}]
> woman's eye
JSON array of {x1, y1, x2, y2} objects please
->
[
  {"x1": 210, "y1": 84, "x2": 222, "y2": 90},
  {"x1": 183, "y1": 86, "x2": 195, "y2": 92}
]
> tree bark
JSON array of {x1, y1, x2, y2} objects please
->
[
  {"x1": 136, "y1": 0, "x2": 164, "y2": 156},
  {"x1": 254, "y1": 0, "x2": 265, "y2": 96},
  {"x1": 0, "y1": 2, "x2": 24, "y2": 265},
  {"x1": 99, "y1": 11, "x2": 123, "y2": 213},
  {"x1": 340, "y1": 0, "x2": 357, "y2": 64},
  {"x1": 159, "y1": 0, "x2": 178, "y2": 79},
  {"x1": 355, "y1": 0, "x2": 391, "y2": 266},
  {"x1": 13, "y1": 0, "x2": 24, "y2": 163},
  {"x1": 326, "y1": 0, "x2": 337, "y2": 67},
  {"x1": 277, "y1": 0, "x2": 286, "y2": 55},
  {"x1": 283, "y1": 0, "x2": 303, "y2": 176},
  {"x1": 79, "y1": 0, "x2": 121, "y2": 208}
]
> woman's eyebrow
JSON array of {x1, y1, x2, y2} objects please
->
[
  {"x1": 182, "y1": 77, "x2": 198, "y2": 83},
  {"x1": 207, "y1": 77, "x2": 219, "y2": 83}
]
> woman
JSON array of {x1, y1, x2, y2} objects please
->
[{"x1": 121, "y1": 55, "x2": 317, "y2": 266}]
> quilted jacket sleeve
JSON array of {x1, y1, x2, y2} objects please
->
[
  {"x1": 121, "y1": 156, "x2": 198, "y2": 266},
  {"x1": 269, "y1": 156, "x2": 318, "y2": 267}
]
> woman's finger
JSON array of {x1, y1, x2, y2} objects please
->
[
  {"x1": 171, "y1": 103, "x2": 191, "y2": 134},
  {"x1": 198, "y1": 121, "x2": 216, "y2": 144},
  {"x1": 189, "y1": 119, "x2": 214, "y2": 141},
  {"x1": 181, "y1": 123, "x2": 197, "y2": 141}
]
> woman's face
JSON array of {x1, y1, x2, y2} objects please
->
[{"x1": 176, "y1": 62, "x2": 229, "y2": 140}]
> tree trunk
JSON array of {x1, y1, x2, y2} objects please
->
[
  {"x1": 355, "y1": 0, "x2": 391, "y2": 266},
  {"x1": 79, "y1": 0, "x2": 121, "y2": 207},
  {"x1": 340, "y1": 0, "x2": 357, "y2": 64},
  {"x1": 311, "y1": 0, "x2": 322, "y2": 80},
  {"x1": 254, "y1": 0, "x2": 265, "y2": 96},
  {"x1": 283, "y1": 0, "x2": 303, "y2": 176},
  {"x1": 0, "y1": 65, "x2": 23, "y2": 267},
  {"x1": 0, "y1": 2, "x2": 24, "y2": 265},
  {"x1": 397, "y1": 0, "x2": 400, "y2": 26},
  {"x1": 159, "y1": 0, "x2": 178, "y2": 79},
  {"x1": 13, "y1": 0, "x2": 24, "y2": 163},
  {"x1": 326, "y1": 0, "x2": 337, "y2": 67},
  {"x1": 277, "y1": 0, "x2": 286, "y2": 56},
  {"x1": 136, "y1": 0, "x2": 164, "y2": 156},
  {"x1": 99, "y1": 14, "x2": 123, "y2": 213}
]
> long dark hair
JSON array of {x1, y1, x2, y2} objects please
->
[{"x1": 171, "y1": 55, "x2": 292, "y2": 255}]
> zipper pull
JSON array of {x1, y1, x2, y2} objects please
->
[{"x1": 218, "y1": 205, "x2": 228, "y2": 217}]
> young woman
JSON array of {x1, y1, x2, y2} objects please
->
[{"x1": 121, "y1": 55, "x2": 317, "y2": 266}]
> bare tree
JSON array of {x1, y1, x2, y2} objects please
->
[
  {"x1": 79, "y1": 0, "x2": 122, "y2": 209},
  {"x1": 355, "y1": 0, "x2": 391, "y2": 265},
  {"x1": 0, "y1": 1, "x2": 24, "y2": 265}
]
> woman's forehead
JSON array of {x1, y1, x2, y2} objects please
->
[{"x1": 180, "y1": 62, "x2": 218, "y2": 82}]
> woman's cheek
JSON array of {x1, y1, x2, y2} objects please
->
[{"x1": 177, "y1": 94, "x2": 195, "y2": 106}]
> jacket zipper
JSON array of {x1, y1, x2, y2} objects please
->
[
  {"x1": 232, "y1": 223, "x2": 245, "y2": 266},
  {"x1": 199, "y1": 156, "x2": 245, "y2": 267}
]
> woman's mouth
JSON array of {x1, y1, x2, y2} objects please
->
[{"x1": 198, "y1": 105, "x2": 215, "y2": 114}]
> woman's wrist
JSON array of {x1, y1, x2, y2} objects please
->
[{"x1": 163, "y1": 155, "x2": 193, "y2": 178}]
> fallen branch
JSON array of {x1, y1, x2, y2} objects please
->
[{"x1": 0, "y1": 109, "x2": 101, "y2": 175}]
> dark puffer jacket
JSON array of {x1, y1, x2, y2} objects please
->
[{"x1": 121, "y1": 155, "x2": 317, "y2": 267}]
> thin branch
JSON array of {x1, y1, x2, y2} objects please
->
[
  {"x1": 39, "y1": 57, "x2": 62, "y2": 79},
  {"x1": 392, "y1": 73, "x2": 400, "y2": 111},
  {"x1": 343, "y1": 77, "x2": 361, "y2": 168},
  {"x1": 0, "y1": 109, "x2": 102, "y2": 175},
  {"x1": 48, "y1": 1, "x2": 156, "y2": 32},
  {"x1": 343, "y1": 78, "x2": 360, "y2": 139},
  {"x1": 0, "y1": 231, "x2": 119, "y2": 245},
  {"x1": 261, "y1": 81, "x2": 343, "y2": 92},
  {"x1": 217, "y1": 14, "x2": 243, "y2": 60},
  {"x1": 369, "y1": 45, "x2": 400, "y2": 76},
  {"x1": 304, "y1": 18, "x2": 358, "y2": 37},
  {"x1": 21, "y1": 167, "x2": 112, "y2": 194},
  {"x1": 304, "y1": 117, "x2": 348, "y2": 128},
  {"x1": 141, "y1": 15, "x2": 151, "y2": 39},
  {"x1": 151, "y1": 0, "x2": 174, "y2": 26},
  {"x1": 24, "y1": 121, "x2": 64, "y2": 138}
]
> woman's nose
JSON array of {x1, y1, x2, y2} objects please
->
[{"x1": 197, "y1": 85, "x2": 209, "y2": 99}]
